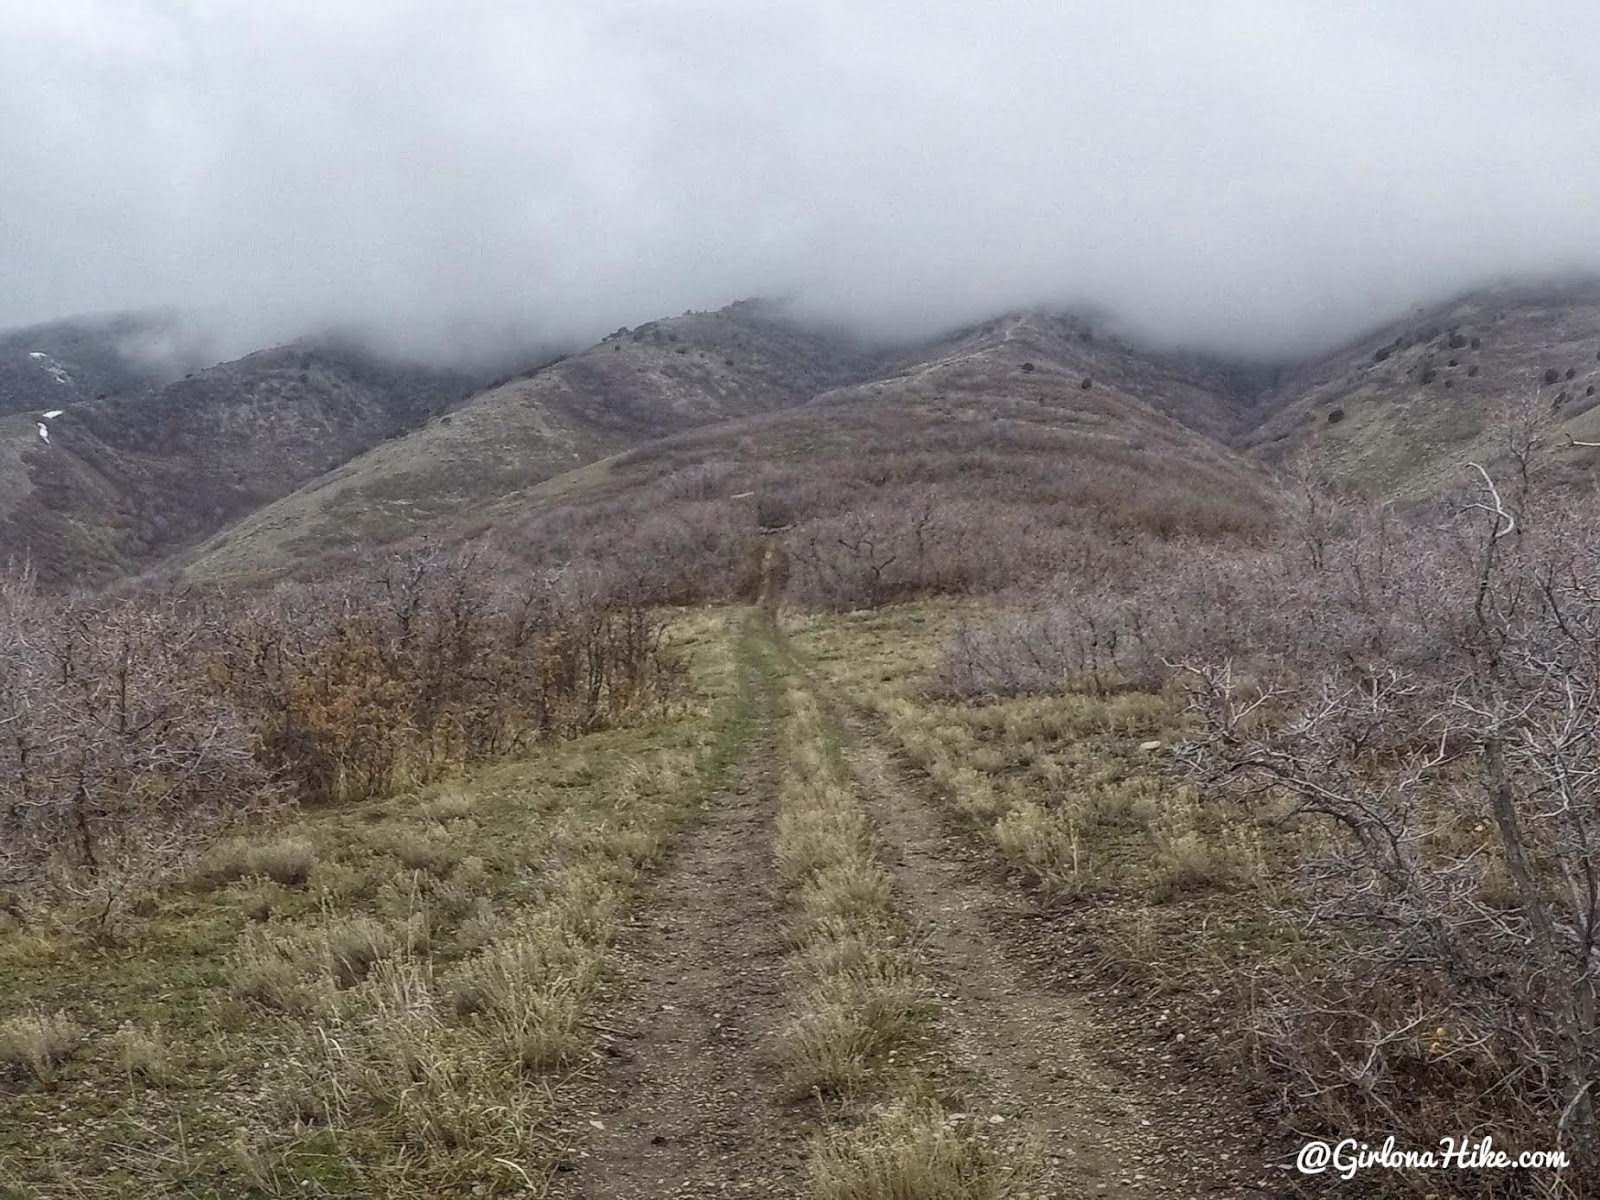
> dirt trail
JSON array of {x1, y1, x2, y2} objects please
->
[
  {"x1": 549, "y1": 681, "x2": 805, "y2": 1199},
  {"x1": 804, "y1": 668, "x2": 1284, "y2": 1199},
  {"x1": 549, "y1": 624, "x2": 1286, "y2": 1198}
]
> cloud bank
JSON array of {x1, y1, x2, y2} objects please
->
[{"x1": 5, "y1": 1, "x2": 1600, "y2": 358}]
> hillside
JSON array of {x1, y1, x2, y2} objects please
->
[
  {"x1": 178, "y1": 301, "x2": 895, "y2": 577},
  {"x1": 862, "y1": 308, "x2": 1267, "y2": 437},
  {"x1": 16, "y1": 289, "x2": 1600, "y2": 1200},
  {"x1": 1243, "y1": 280, "x2": 1600, "y2": 495},
  {"x1": 181, "y1": 308, "x2": 1268, "y2": 582},
  {"x1": 0, "y1": 340, "x2": 478, "y2": 581},
  {"x1": 21, "y1": 284, "x2": 1600, "y2": 586}
]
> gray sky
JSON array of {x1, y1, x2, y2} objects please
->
[{"x1": 5, "y1": 0, "x2": 1600, "y2": 359}]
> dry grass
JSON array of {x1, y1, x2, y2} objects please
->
[
  {"x1": 195, "y1": 834, "x2": 319, "y2": 889},
  {"x1": 0, "y1": 1009, "x2": 83, "y2": 1083},
  {"x1": 792, "y1": 860, "x2": 897, "y2": 940},
  {"x1": 0, "y1": 607, "x2": 751, "y2": 1199},
  {"x1": 323, "y1": 916, "x2": 402, "y2": 989},
  {"x1": 809, "y1": 1099, "x2": 1035, "y2": 1200},
  {"x1": 786, "y1": 604, "x2": 1255, "y2": 900},
  {"x1": 772, "y1": 677, "x2": 929, "y2": 1099},
  {"x1": 111, "y1": 1023, "x2": 172, "y2": 1085},
  {"x1": 756, "y1": 628, "x2": 1033, "y2": 1197},
  {"x1": 285, "y1": 959, "x2": 557, "y2": 1182},
  {"x1": 364, "y1": 822, "x2": 459, "y2": 873},
  {"x1": 782, "y1": 997, "x2": 881, "y2": 1097},
  {"x1": 231, "y1": 927, "x2": 338, "y2": 1016},
  {"x1": 444, "y1": 918, "x2": 603, "y2": 1071},
  {"x1": 417, "y1": 788, "x2": 476, "y2": 824},
  {"x1": 1150, "y1": 829, "x2": 1251, "y2": 899}
]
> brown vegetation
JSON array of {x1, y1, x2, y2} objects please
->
[
  {"x1": 488, "y1": 377, "x2": 1272, "y2": 615},
  {"x1": 939, "y1": 412, "x2": 1600, "y2": 1186},
  {"x1": 0, "y1": 548, "x2": 680, "y2": 920}
]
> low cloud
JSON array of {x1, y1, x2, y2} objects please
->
[{"x1": 5, "y1": 1, "x2": 1600, "y2": 359}]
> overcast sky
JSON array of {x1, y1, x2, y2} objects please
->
[{"x1": 5, "y1": 1, "x2": 1600, "y2": 359}]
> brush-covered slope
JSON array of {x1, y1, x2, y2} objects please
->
[
  {"x1": 494, "y1": 320, "x2": 1274, "y2": 608},
  {"x1": 527, "y1": 311, "x2": 1269, "y2": 532},
  {"x1": 179, "y1": 301, "x2": 893, "y2": 577},
  {"x1": 0, "y1": 340, "x2": 476, "y2": 581},
  {"x1": 1243, "y1": 281, "x2": 1600, "y2": 496},
  {"x1": 185, "y1": 309, "x2": 1271, "y2": 588}
]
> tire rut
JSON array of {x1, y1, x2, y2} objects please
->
[
  {"x1": 809, "y1": 674, "x2": 1276, "y2": 1199},
  {"x1": 549, "y1": 680, "x2": 804, "y2": 1199}
]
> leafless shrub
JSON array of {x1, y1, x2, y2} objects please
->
[
  {"x1": 497, "y1": 396, "x2": 1272, "y2": 613},
  {"x1": 0, "y1": 574, "x2": 278, "y2": 919},
  {"x1": 1172, "y1": 501, "x2": 1600, "y2": 1174},
  {"x1": 211, "y1": 548, "x2": 682, "y2": 805},
  {"x1": 947, "y1": 410, "x2": 1600, "y2": 1182},
  {"x1": 0, "y1": 546, "x2": 682, "y2": 911},
  {"x1": 941, "y1": 501, "x2": 1451, "y2": 699}
]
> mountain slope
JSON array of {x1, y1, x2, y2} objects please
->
[
  {"x1": 0, "y1": 310, "x2": 215, "y2": 418},
  {"x1": 31, "y1": 283, "x2": 1600, "y2": 588},
  {"x1": 178, "y1": 301, "x2": 894, "y2": 577},
  {"x1": 183, "y1": 309, "x2": 1271, "y2": 586},
  {"x1": 1243, "y1": 280, "x2": 1600, "y2": 496},
  {"x1": 864, "y1": 309, "x2": 1264, "y2": 437},
  {"x1": 0, "y1": 340, "x2": 477, "y2": 581}
]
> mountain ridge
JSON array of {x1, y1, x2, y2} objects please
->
[
  {"x1": 10, "y1": 281, "x2": 1600, "y2": 585},
  {"x1": 178, "y1": 303, "x2": 1277, "y2": 586}
]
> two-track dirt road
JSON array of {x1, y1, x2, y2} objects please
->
[{"x1": 551, "y1": 622, "x2": 1285, "y2": 1198}]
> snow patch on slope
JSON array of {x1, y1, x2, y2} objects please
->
[{"x1": 27, "y1": 351, "x2": 73, "y2": 386}]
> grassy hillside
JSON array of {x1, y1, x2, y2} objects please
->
[{"x1": 1245, "y1": 280, "x2": 1600, "y2": 495}]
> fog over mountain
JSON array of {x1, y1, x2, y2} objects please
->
[{"x1": 6, "y1": 1, "x2": 1600, "y2": 358}]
